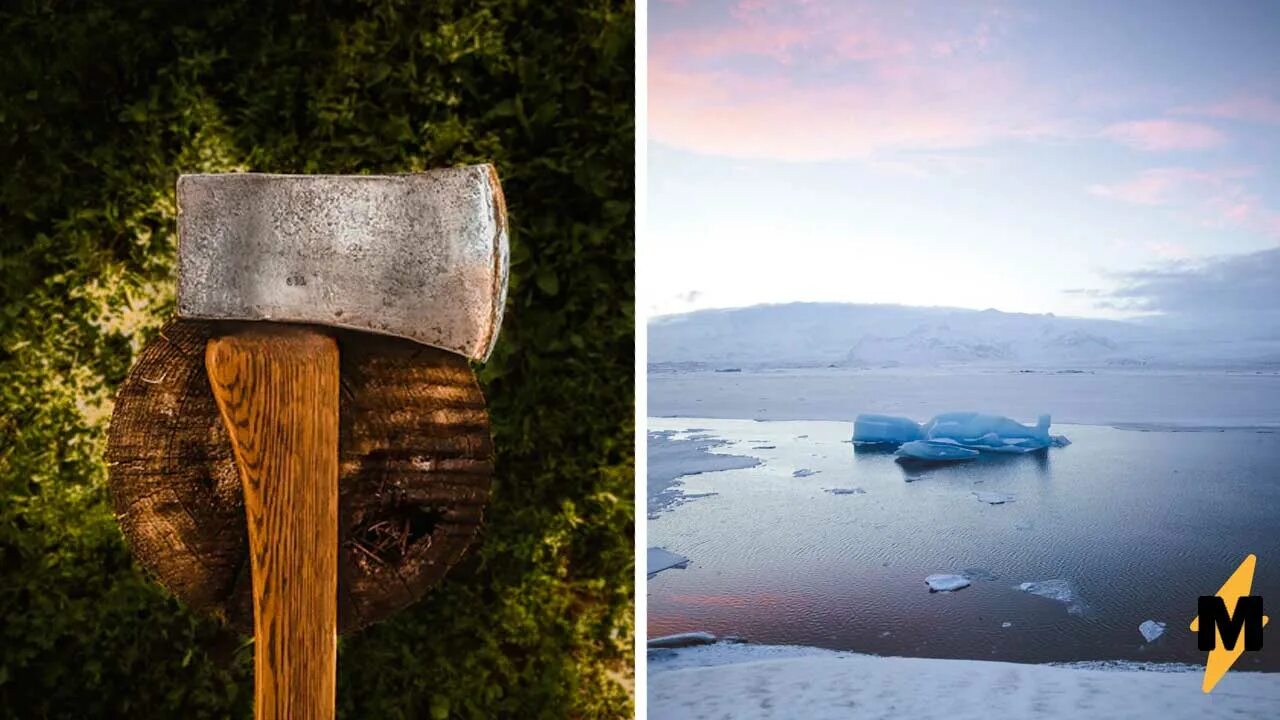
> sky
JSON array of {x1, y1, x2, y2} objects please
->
[{"x1": 646, "y1": 0, "x2": 1280, "y2": 328}]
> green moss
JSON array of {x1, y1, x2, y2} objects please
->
[{"x1": 0, "y1": 1, "x2": 634, "y2": 717}]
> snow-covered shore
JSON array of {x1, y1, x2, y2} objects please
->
[
  {"x1": 648, "y1": 429, "x2": 760, "y2": 517},
  {"x1": 649, "y1": 644, "x2": 1280, "y2": 719}
]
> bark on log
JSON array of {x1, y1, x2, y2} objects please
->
[{"x1": 106, "y1": 318, "x2": 493, "y2": 635}]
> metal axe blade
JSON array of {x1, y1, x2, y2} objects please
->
[{"x1": 177, "y1": 165, "x2": 508, "y2": 361}]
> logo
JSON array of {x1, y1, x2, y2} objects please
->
[{"x1": 1190, "y1": 554, "x2": 1268, "y2": 693}]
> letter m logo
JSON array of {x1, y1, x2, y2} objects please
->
[{"x1": 1197, "y1": 595, "x2": 1264, "y2": 651}]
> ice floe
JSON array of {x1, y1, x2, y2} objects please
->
[
  {"x1": 1139, "y1": 620, "x2": 1166, "y2": 643},
  {"x1": 648, "y1": 430, "x2": 761, "y2": 517},
  {"x1": 648, "y1": 547, "x2": 690, "y2": 578},
  {"x1": 926, "y1": 574, "x2": 972, "y2": 592},
  {"x1": 1017, "y1": 579, "x2": 1086, "y2": 615},
  {"x1": 649, "y1": 631, "x2": 719, "y2": 648},
  {"x1": 973, "y1": 491, "x2": 1014, "y2": 505}
]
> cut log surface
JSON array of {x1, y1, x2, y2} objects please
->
[{"x1": 107, "y1": 318, "x2": 493, "y2": 635}]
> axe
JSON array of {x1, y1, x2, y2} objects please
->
[{"x1": 111, "y1": 166, "x2": 508, "y2": 719}]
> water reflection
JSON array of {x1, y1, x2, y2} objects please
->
[{"x1": 648, "y1": 418, "x2": 1280, "y2": 670}]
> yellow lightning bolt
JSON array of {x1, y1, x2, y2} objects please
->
[{"x1": 1189, "y1": 554, "x2": 1269, "y2": 693}]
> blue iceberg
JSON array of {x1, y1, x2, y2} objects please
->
[
  {"x1": 897, "y1": 440, "x2": 980, "y2": 462},
  {"x1": 852, "y1": 412, "x2": 1070, "y2": 462},
  {"x1": 923, "y1": 412, "x2": 1068, "y2": 454},
  {"x1": 852, "y1": 414, "x2": 923, "y2": 446}
]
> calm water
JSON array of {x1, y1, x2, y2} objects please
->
[{"x1": 648, "y1": 419, "x2": 1280, "y2": 670}]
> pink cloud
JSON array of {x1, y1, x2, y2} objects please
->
[
  {"x1": 1175, "y1": 94, "x2": 1280, "y2": 125},
  {"x1": 1100, "y1": 120, "x2": 1225, "y2": 152},
  {"x1": 650, "y1": 60, "x2": 1031, "y2": 161},
  {"x1": 1090, "y1": 166, "x2": 1280, "y2": 239},
  {"x1": 648, "y1": 1, "x2": 1051, "y2": 161},
  {"x1": 1091, "y1": 166, "x2": 1257, "y2": 204},
  {"x1": 659, "y1": 15, "x2": 814, "y2": 64},
  {"x1": 1087, "y1": 168, "x2": 1211, "y2": 205}
]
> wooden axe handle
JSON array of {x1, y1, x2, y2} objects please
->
[{"x1": 206, "y1": 326, "x2": 338, "y2": 720}]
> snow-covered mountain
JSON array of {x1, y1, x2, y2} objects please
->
[{"x1": 648, "y1": 303, "x2": 1280, "y2": 369}]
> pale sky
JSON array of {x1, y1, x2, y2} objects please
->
[{"x1": 646, "y1": 0, "x2": 1280, "y2": 324}]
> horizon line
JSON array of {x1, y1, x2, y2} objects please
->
[{"x1": 648, "y1": 300, "x2": 1158, "y2": 323}]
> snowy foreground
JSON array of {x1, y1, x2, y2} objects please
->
[{"x1": 649, "y1": 644, "x2": 1280, "y2": 719}]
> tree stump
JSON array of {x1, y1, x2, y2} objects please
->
[{"x1": 107, "y1": 319, "x2": 493, "y2": 634}]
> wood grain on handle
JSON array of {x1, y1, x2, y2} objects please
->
[{"x1": 206, "y1": 326, "x2": 338, "y2": 720}]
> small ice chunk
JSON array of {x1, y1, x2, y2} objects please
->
[
  {"x1": 973, "y1": 491, "x2": 1014, "y2": 505},
  {"x1": 897, "y1": 440, "x2": 980, "y2": 462},
  {"x1": 1018, "y1": 580, "x2": 1072, "y2": 602},
  {"x1": 1017, "y1": 579, "x2": 1085, "y2": 615},
  {"x1": 926, "y1": 574, "x2": 971, "y2": 592},
  {"x1": 853, "y1": 414, "x2": 922, "y2": 446},
  {"x1": 826, "y1": 487, "x2": 867, "y2": 495},
  {"x1": 1139, "y1": 620, "x2": 1166, "y2": 643},
  {"x1": 792, "y1": 468, "x2": 819, "y2": 478},
  {"x1": 648, "y1": 547, "x2": 690, "y2": 578},
  {"x1": 1001, "y1": 622, "x2": 1013, "y2": 628},
  {"x1": 649, "y1": 631, "x2": 717, "y2": 648}
]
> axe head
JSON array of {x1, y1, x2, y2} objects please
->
[{"x1": 177, "y1": 165, "x2": 508, "y2": 362}]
